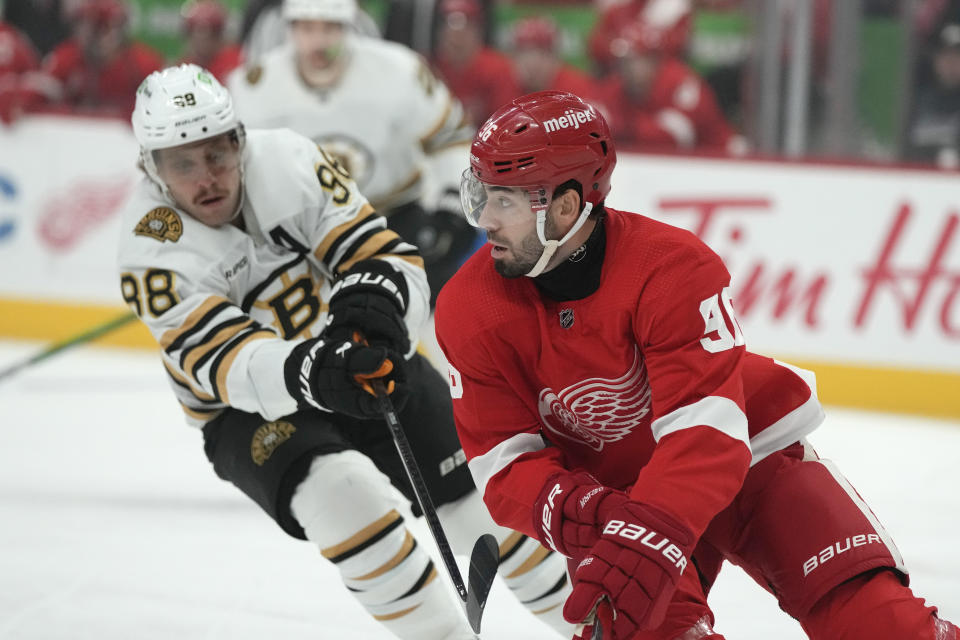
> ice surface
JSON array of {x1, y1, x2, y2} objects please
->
[{"x1": 1, "y1": 340, "x2": 957, "y2": 639}]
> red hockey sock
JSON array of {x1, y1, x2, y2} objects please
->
[{"x1": 801, "y1": 569, "x2": 957, "y2": 640}]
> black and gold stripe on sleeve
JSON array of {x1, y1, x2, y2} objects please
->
[
  {"x1": 420, "y1": 95, "x2": 473, "y2": 155},
  {"x1": 208, "y1": 326, "x2": 278, "y2": 404},
  {"x1": 160, "y1": 296, "x2": 233, "y2": 352},
  {"x1": 313, "y1": 204, "x2": 423, "y2": 275}
]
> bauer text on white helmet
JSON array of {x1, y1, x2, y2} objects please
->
[{"x1": 282, "y1": 0, "x2": 357, "y2": 23}]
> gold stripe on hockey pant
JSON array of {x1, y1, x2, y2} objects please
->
[
  {"x1": 213, "y1": 329, "x2": 279, "y2": 404},
  {"x1": 321, "y1": 509, "x2": 403, "y2": 560},
  {"x1": 182, "y1": 318, "x2": 256, "y2": 377},
  {"x1": 312, "y1": 203, "x2": 377, "y2": 265},
  {"x1": 335, "y1": 229, "x2": 407, "y2": 274},
  {"x1": 532, "y1": 603, "x2": 561, "y2": 615},
  {"x1": 353, "y1": 530, "x2": 416, "y2": 581},
  {"x1": 499, "y1": 531, "x2": 524, "y2": 558},
  {"x1": 506, "y1": 545, "x2": 553, "y2": 579},
  {"x1": 372, "y1": 569, "x2": 438, "y2": 621},
  {"x1": 159, "y1": 295, "x2": 231, "y2": 350}
]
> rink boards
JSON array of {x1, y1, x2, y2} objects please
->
[{"x1": 0, "y1": 115, "x2": 957, "y2": 417}]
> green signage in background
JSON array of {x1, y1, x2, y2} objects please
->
[{"x1": 128, "y1": 0, "x2": 246, "y2": 60}]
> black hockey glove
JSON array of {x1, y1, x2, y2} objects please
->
[
  {"x1": 326, "y1": 259, "x2": 411, "y2": 356},
  {"x1": 284, "y1": 334, "x2": 409, "y2": 420}
]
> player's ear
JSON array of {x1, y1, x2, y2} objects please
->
[{"x1": 558, "y1": 187, "x2": 581, "y2": 219}]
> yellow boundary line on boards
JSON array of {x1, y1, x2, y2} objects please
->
[{"x1": 1, "y1": 297, "x2": 958, "y2": 419}]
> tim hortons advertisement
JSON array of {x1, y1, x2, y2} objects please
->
[{"x1": 608, "y1": 155, "x2": 959, "y2": 376}]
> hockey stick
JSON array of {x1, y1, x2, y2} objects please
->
[
  {"x1": 372, "y1": 379, "x2": 500, "y2": 634},
  {"x1": 0, "y1": 311, "x2": 138, "y2": 383}
]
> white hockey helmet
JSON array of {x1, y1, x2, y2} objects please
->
[
  {"x1": 132, "y1": 64, "x2": 246, "y2": 193},
  {"x1": 282, "y1": 0, "x2": 357, "y2": 23}
]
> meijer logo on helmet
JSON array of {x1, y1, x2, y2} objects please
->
[{"x1": 542, "y1": 108, "x2": 595, "y2": 133}]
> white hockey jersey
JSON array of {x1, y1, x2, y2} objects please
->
[
  {"x1": 227, "y1": 37, "x2": 473, "y2": 213},
  {"x1": 117, "y1": 128, "x2": 428, "y2": 427}
]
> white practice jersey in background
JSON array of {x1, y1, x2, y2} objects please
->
[
  {"x1": 117, "y1": 128, "x2": 428, "y2": 427},
  {"x1": 227, "y1": 37, "x2": 473, "y2": 213}
]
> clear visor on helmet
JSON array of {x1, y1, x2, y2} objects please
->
[
  {"x1": 459, "y1": 168, "x2": 550, "y2": 227},
  {"x1": 152, "y1": 131, "x2": 242, "y2": 183}
]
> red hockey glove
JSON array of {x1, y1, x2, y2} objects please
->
[
  {"x1": 563, "y1": 502, "x2": 696, "y2": 638},
  {"x1": 532, "y1": 471, "x2": 630, "y2": 559}
]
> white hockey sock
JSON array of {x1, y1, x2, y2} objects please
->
[
  {"x1": 439, "y1": 491, "x2": 575, "y2": 638},
  {"x1": 290, "y1": 451, "x2": 474, "y2": 640}
]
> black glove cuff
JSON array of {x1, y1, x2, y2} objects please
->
[
  {"x1": 330, "y1": 259, "x2": 409, "y2": 313},
  {"x1": 283, "y1": 338, "x2": 332, "y2": 413}
]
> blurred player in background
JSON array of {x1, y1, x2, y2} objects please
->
[
  {"x1": 30, "y1": 0, "x2": 162, "y2": 117},
  {"x1": 431, "y1": 0, "x2": 520, "y2": 127},
  {"x1": 588, "y1": 0, "x2": 692, "y2": 76},
  {"x1": 599, "y1": 21, "x2": 745, "y2": 154},
  {"x1": 510, "y1": 16, "x2": 599, "y2": 103},
  {"x1": 436, "y1": 90, "x2": 959, "y2": 640},
  {"x1": 229, "y1": 0, "x2": 479, "y2": 309},
  {"x1": 119, "y1": 64, "x2": 573, "y2": 640},
  {"x1": 178, "y1": 0, "x2": 243, "y2": 83},
  {"x1": 0, "y1": 16, "x2": 39, "y2": 123}
]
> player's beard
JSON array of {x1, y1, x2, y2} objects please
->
[{"x1": 493, "y1": 221, "x2": 555, "y2": 278}]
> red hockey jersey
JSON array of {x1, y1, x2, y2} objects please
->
[{"x1": 435, "y1": 208, "x2": 823, "y2": 540}]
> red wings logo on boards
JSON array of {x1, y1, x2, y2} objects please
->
[{"x1": 537, "y1": 348, "x2": 651, "y2": 451}]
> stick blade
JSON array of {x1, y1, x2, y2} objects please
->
[{"x1": 465, "y1": 533, "x2": 499, "y2": 634}]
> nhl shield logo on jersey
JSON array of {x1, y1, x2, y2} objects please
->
[
  {"x1": 559, "y1": 308, "x2": 574, "y2": 328},
  {"x1": 536, "y1": 348, "x2": 652, "y2": 451},
  {"x1": 250, "y1": 420, "x2": 297, "y2": 466},
  {"x1": 134, "y1": 207, "x2": 183, "y2": 243}
]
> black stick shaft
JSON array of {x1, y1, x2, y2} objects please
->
[{"x1": 371, "y1": 379, "x2": 469, "y2": 601}]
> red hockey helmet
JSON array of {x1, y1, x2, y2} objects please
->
[
  {"x1": 463, "y1": 90, "x2": 615, "y2": 221},
  {"x1": 461, "y1": 91, "x2": 615, "y2": 276},
  {"x1": 182, "y1": 0, "x2": 228, "y2": 32},
  {"x1": 512, "y1": 16, "x2": 558, "y2": 51},
  {"x1": 70, "y1": 0, "x2": 129, "y2": 26}
]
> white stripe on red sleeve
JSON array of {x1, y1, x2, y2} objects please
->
[
  {"x1": 467, "y1": 432, "x2": 547, "y2": 498},
  {"x1": 651, "y1": 395, "x2": 750, "y2": 447}
]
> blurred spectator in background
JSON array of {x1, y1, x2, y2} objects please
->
[
  {"x1": 178, "y1": 0, "x2": 242, "y2": 82},
  {"x1": 0, "y1": 16, "x2": 39, "y2": 123},
  {"x1": 431, "y1": 0, "x2": 519, "y2": 125},
  {"x1": 588, "y1": 0, "x2": 692, "y2": 76},
  {"x1": 510, "y1": 15, "x2": 598, "y2": 102},
  {"x1": 30, "y1": 0, "x2": 163, "y2": 117},
  {"x1": 239, "y1": 0, "x2": 378, "y2": 63},
  {"x1": 599, "y1": 21, "x2": 745, "y2": 153},
  {"x1": 905, "y1": 22, "x2": 960, "y2": 168},
  {"x1": 1, "y1": 0, "x2": 70, "y2": 57}
]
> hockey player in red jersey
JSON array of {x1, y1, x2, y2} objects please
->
[
  {"x1": 434, "y1": 91, "x2": 959, "y2": 640},
  {"x1": 0, "y1": 18, "x2": 39, "y2": 123},
  {"x1": 510, "y1": 16, "x2": 599, "y2": 104},
  {"x1": 598, "y1": 21, "x2": 744, "y2": 154},
  {"x1": 178, "y1": 0, "x2": 243, "y2": 83},
  {"x1": 32, "y1": 0, "x2": 163, "y2": 117}
]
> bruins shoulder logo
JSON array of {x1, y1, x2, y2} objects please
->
[
  {"x1": 135, "y1": 207, "x2": 183, "y2": 243},
  {"x1": 246, "y1": 65, "x2": 263, "y2": 85},
  {"x1": 250, "y1": 420, "x2": 297, "y2": 466}
]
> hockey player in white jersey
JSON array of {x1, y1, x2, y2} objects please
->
[
  {"x1": 227, "y1": 0, "x2": 479, "y2": 308},
  {"x1": 118, "y1": 64, "x2": 572, "y2": 639}
]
